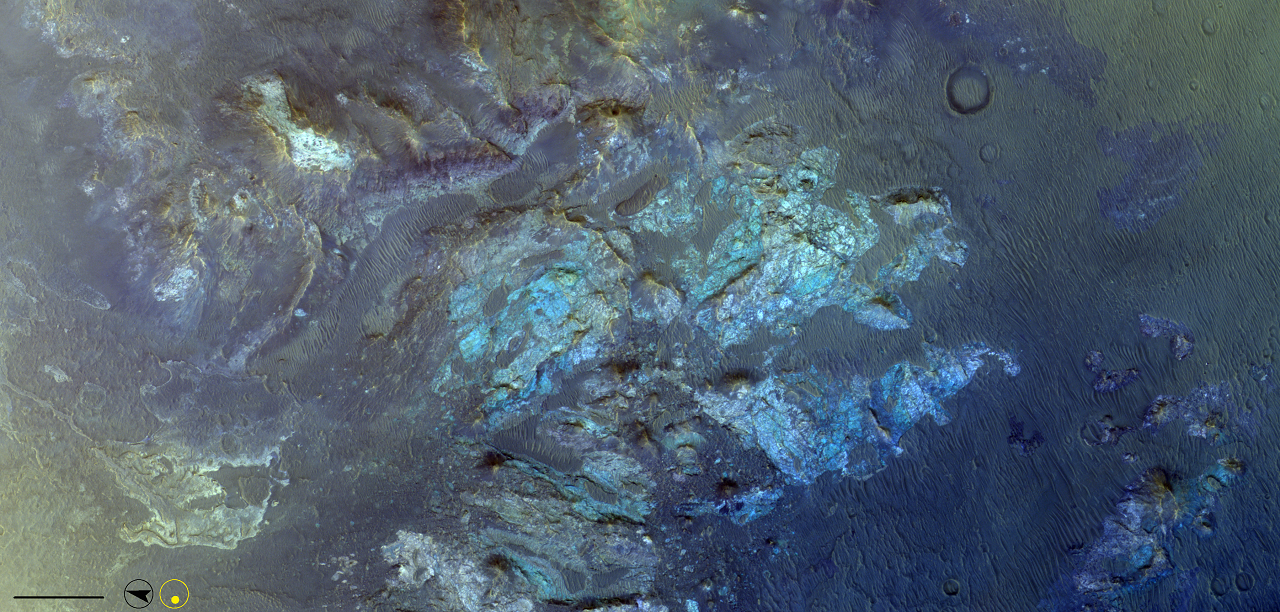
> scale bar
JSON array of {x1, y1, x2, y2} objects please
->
[{"x1": 14, "y1": 595, "x2": 105, "y2": 599}]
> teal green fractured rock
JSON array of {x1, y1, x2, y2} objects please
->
[{"x1": 697, "y1": 343, "x2": 1018, "y2": 484}]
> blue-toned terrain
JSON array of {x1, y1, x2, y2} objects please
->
[{"x1": 0, "y1": 0, "x2": 1274, "y2": 611}]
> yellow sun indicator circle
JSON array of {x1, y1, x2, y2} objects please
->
[{"x1": 159, "y1": 579, "x2": 189, "y2": 609}]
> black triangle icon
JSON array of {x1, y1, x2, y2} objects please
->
[{"x1": 127, "y1": 588, "x2": 151, "y2": 602}]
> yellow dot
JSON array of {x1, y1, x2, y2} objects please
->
[{"x1": 171, "y1": 595, "x2": 180, "y2": 604}]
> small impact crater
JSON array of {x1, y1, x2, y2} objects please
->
[{"x1": 946, "y1": 66, "x2": 992, "y2": 115}]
